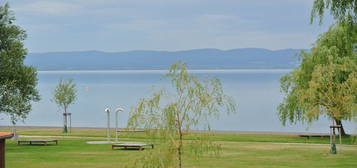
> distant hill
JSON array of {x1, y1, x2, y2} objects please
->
[{"x1": 24, "y1": 48, "x2": 303, "y2": 70}]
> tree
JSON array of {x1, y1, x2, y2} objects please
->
[
  {"x1": 279, "y1": 22, "x2": 357, "y2": 136},
  {"x1": 0, "y1": 3, "x2": 40, "y2": 124},
  {"x1": 311, "y1": 0, "x2": 357, "y2": 24},
  {"x1": 127, "y1": 62, "x2": 236, "y2": 168},
  {"x1": 53, "y1": 79, "x2": 76, "y2": 133}
]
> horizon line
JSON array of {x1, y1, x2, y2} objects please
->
[{"x1": 29, "y1": 47, "x2": 306, "y2": 54}]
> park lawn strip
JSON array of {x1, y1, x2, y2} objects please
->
[
  {"x1": 6, "y1": 139, "x2": 139, "y2": 168},
  {"x1": 5, "y1": 138, "x2": 357, "y2": 168},
  {"x1": 1, "y1": 126, "x2": 356, "y2": 144},
  {"x1": 186, "y1": 142, "x2": 357, "y2": 168}
]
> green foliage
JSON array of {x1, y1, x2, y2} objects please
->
[
  {"x1": 53, "y1": 79, "x2": 76, "y2": 133},
  {"x1": 311, "y1": 0, "x2": 357, "y2": 24},
  {"x1": 279, "y1": 22, "x2": 357, "y2": 129},
  {"x1": 53, "y1": 79, "x2": 76, "y2": 110},
  {"x1": 0, "y1": 3, "x2": 40, "y2": 124},
  {"x1": 127, "y1": 62, "x2": 236, "y2": 168}
]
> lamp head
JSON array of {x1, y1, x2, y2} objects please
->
[
  {"x1": 105, "y1": 108, "x2": 110, "y2": 113},
  {"x1": 116, "y1": 108, "x2": 124, "y2": 112}
]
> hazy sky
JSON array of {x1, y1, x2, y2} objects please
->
[{"x1": 7, "y1": 0, "x2": 334, "y2": 52}]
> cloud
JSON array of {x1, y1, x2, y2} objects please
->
[
  {"x1": 8, "y1": 0, "x2": 331, "y2": 52},
  {"x1": 13, "y1": 1, "x2": 82, "y2": 16}
]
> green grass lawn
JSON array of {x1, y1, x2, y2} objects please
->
[
  {"x1": 2, "y1": 127, "x2": 357, "y2": 168},
  {"x1": 3, "y1": 126, "x2": 356, "y2": 144}
]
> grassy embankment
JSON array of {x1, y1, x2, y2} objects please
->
[{"x1": 1, "y1": 126, "x2": 357, "y2": 168}]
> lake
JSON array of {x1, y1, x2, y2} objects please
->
[{"x1": 1, "y1": 69, "x2": 356, "y2": 133}]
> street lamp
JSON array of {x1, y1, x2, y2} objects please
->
[
  {"x1": 115, "y1": 107, "x2": 124, "y2": 142},
  {"x1": 105, "y1": 108, "x2": 111, "y2": 142}
]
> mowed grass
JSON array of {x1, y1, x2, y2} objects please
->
[
  {"x1": 2, "y1": 127, "x2": 357, "y2": 168},
  {"x1": 0, "y1": 127, "x2": 357, "y2": 144},
  {"x1": 5, "y1": 139, "x2": 357, "y2": 168},
  {"x1": 2, "y1": 126, "x2": 356, "y2": 144}
]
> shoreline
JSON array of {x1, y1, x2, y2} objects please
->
[
  {"x1": 0, "y1": 125, "x2": 331, "y2": 136},
  {"x1": 37, "y1": 69, "x2": 293, "y2": 74}
]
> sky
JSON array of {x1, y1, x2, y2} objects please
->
[{"x1": 6, "y1": 0, "x2": 334, "y2": 53}]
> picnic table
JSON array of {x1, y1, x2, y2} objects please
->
[
  {"x1": 18, "y1": 139, "x2": 58, "y2": 145},
  {"x1": 112, "y1": 143, "x2": 154, "y2": 150}
]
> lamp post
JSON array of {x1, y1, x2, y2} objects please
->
[
  {"x1": 115, "y1": 108, "x2": 124, "y2": 142},
  {"x1": 105, "y1": 108, "x2": 111, "y2": 142}
]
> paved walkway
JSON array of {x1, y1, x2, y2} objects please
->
[
  {"x1": 19, "y1": 135, "x2": 131, "y2": 141},
  {"x1": 19, "y1": 135, "x2": 149, "y2": 145}
]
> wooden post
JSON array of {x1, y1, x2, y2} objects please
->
[
  {"x1": 329, "y1": 126, "x2": 332, "y2": 145},
  {"x1": 339, "y1": 127, "x2": 341, "y2": 144},
  {"x1": 68, "y1": 113, "x2": 72, "y2": 133},
  {"x1": 0, "y1": 139, "x2": 5, "y2": 168},
  {"x1": 0, "y1": 132, "x2": 13, "y2": 168},
  {"x1": 330, "y1": 125, "x2": 341, "y2": 154}
]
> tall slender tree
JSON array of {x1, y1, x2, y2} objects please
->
[
  {"x1": 0, "y1": 3, "x2": 40, "y2": 124},
  {"x1": 53, "y1": 79, "x2": 77, "y2": 133},
  {"x1": 127, "y1": 62, "x2": 236, "y2": 168}
]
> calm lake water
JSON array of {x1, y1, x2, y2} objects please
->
[{"x1": 1, "y1": 69, "x2": 356, "y2": 133}]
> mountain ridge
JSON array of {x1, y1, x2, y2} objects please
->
[{"x1": 25, "y1": 48, "x2": 304, "y2": 70}]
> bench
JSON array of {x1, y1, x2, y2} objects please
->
[
  {"x1": 18, "y1": 139, "x2": 58, "y2": 145},
  {"x1": 299, "y1": 134, "x2": 330, "y2": 140},
  {"x1": 112, "y1": 143, "x2": 154, "y2": 150}
]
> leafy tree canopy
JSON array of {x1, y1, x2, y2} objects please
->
[
  {"x1": 53, "y1": 79, "x2": 76, "y2": 111},
  {"x1": 0, "y1": 3, "x2": 40, "y2": 124},
  {"x1": 279, "y1": 22, "x2": 357, "y2": 134},
  {"x1": 311, "y1": 0, "x2": 357, "y2": 24}
]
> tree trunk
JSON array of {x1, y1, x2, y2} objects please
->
[
  {"x1": 335, "y1": 119, "x2": 347, "y2": 136},
  {"x1": 178, "y1": 128, "x2": 183, "y2": 168},
  {"x1": 176, "y1": 110, "x2": 183, "y2": 168},
  {"x1": 63, "y1": 108, "x2": 68, "y2": 133}
]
